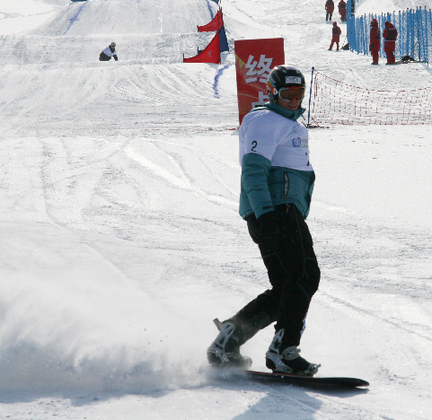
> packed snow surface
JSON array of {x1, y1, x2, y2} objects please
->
[{"x1": 0, "y1": 0, "x2": 432, "y2": 419}]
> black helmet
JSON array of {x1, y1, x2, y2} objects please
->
[{"x1": 266, "y1": 65, "x2": 306, "y2": 103}]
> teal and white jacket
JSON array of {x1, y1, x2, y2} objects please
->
[{"x1": 239, "y1": 102, "x2": 315, "y2": 220}]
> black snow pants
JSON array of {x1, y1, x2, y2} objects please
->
[
  {"x1": 99, "y1": 52, "x2": 111, "y2": 61},
  {"x1": 227, "y1": 204, "x2": 320, "y2": 349}
]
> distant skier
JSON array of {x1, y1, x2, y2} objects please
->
[
  {"x1": 99, "y1": 42, "x2": 118, "y2": 61},
  {"x1": 325, "y1": 0, "x2": 334, "y2": 21},
  {"x1": 328, "y1": 22, "x2": 342, "y2": 51},
  {"x1": 369, "y1": 19, "x2": 381, "y2": 65},
  {"x1": 338, "y1": 0, "x2": 347, "y2": 22},
  {"x1": 383, "y1": 21, "x2": 398, "y2": 65}
]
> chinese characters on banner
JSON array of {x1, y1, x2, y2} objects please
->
[{"x1": 234, "y1": 38, "x2": 285, "y2": 124}]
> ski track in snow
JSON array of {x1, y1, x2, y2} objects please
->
[{"x1": 1, "y1": 0, "x2": 432, "y2": 419}]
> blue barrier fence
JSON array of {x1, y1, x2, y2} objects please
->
[{"x1": 346, "y1": 0, "x2": 432, "y2": 64}]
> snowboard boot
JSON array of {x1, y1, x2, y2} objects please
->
[
  {"x1": 207, "y1": 319, "x2": 252, "y2": 369},
  {"x1": 265, "y1": 329, "x2": 320, "y2": 376}
]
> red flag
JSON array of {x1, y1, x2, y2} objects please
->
[
  {"x1": 183, "y1": 31, "x2": 221, "y2": 64},
  {"x1": 197, "y1": 9, "x2": 223, "y2": 32}
]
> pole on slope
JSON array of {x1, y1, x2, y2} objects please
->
[{"x1": 307, "y1": 67, "x2": 315, "y2": 127}]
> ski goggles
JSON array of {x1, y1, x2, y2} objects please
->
[{"x1": 278, "y1": 87, "x2": 305, "y2": 102}]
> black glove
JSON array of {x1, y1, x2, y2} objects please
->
[{"x1": 257, "y1": 211, "x2": 280, "y2": 251}]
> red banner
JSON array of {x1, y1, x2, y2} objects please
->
[
  {"x1": 234, "y1": 38, "x2": 285, "y2": 124},
  {"x1": 197, "y1": 9, "x2": 223, "y2": 32},
  {"x1": 183, "y1": 31, "x2": 221, "y2": 64}
]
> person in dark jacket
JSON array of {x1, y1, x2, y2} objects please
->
[
  {"x1": 207, "y1": 65, "x2": 320, "y2": 376},
  {"x1": 328, "y1": 22, "x2": 342, "y2": 51},
  {"x1": 338, "y1": 0, "x2": 347, "y2": 22},
  {"x1": 369, "y1": 19, "x2": 381, "y2": 65},
  {"x1": 383, "y1": 21, "x2": 398, "y2": 64},
  {"x1": 325, "y1": 0, "x2": 335, "y2": 21},
  {"x1": 99, "y1": 42, "x2": 118, "y2": 61}
]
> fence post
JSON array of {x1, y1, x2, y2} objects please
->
[
  {"x1": 346, "y1": 0, "x2": 355, "y2": 50},
  {"x1": 427, "y1": 7, "x2": 431, "y2": 64}
]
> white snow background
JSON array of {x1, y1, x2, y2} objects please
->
[{"x1": 0, "y1": 0, "x2": 432, "y2": 418}]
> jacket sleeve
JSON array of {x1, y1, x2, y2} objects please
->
[{"x1": 241, "y1": 153, "x2": 274, "y2": 219}]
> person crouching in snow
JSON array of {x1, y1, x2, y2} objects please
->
[
  {"x1": 383, "y1": 21, "x2": 398, "y2": 65},
  {"x1": 99, "y1": 42, "x2": 118, "y2": 61},
  {"x1": 328, "y1": 22, "x2": 342, "y2": 51},
  {"x1": 369, "y1": 19, "x2": 381, "y2": 65}
]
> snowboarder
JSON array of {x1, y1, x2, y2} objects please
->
[
  {"x1": 207, "y1": 65, "x2": 321, "y2": 376},
  {"x1": 338, "y1": 0, "x2": 347, "y2": 22},
  {"x1": 383, "y1": 21, "x2": 398, "y2": 65},
  {"x1": 328, "y1": 22, "x2": 342, "y2": 51},
  {"x1": 99, "y1": 42, "x2": 118, "y2": 61},
  {"x1": 369, "y1": 19, "x2": 381, "y2": 65},
  {"x1": 325, "y1": 0, "x2": 334, "y2": 21}
]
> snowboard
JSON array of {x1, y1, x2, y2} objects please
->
[
  {"x1": 214, "y1": 369, "x2": 369, "y2": 389},
  {"x1": 244, "y1": 370, "x2": 369, "y2": 389}
]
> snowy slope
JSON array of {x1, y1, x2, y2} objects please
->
[{"x1": 0, "y1": 0, "x2": 432, "y2": 419}]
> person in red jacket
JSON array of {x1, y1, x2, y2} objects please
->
[
  {"x1": 325, "y1": 0, "x2": 335, "y2": 21},
  {"x1": 383, "y1": 21, "x2": 398, "y2": 64},
  {"x1": 338, "y1": 0, "x2": 347, "y2": 22},
  {"x1": 328, "y1": 22, "x2": 342, "y2": 51},
  {"x1": 369, "y1": 19, "x2": 381, "y2": 65}
]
